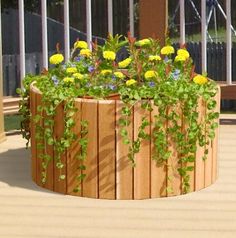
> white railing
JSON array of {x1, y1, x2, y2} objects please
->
[
  {"x1": 1, "y1": 0, "x2": 234, "y2": 86},
  {"x1": 179, "y1": 0, "x2": 233, "y2": 85}
]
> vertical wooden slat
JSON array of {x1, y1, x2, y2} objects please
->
[
  {"x1": 116, "y1": 101, "x2": 133, "y2": 200},
  {"x1": 54, "y1": 103, "x2": 67, "y2": 194},
  {"x1": 35, "y1": 92, "x2": 44, "y2": 186},
  {"x1": 82, "y1": 99, "x2": 98, "y2": 198},
  {"x1": 98, "y1": 100, "x2": 116, "y2": 199},
  {"x1": 151, "y1": 102, "x2": 167, "y2": 198},
  {"x1": 30, "y1": 86, "x2": 37, "y2": 182},
  {"x1": 67, "y1": 100, "x2": 82, "y2": 196},
  {"x1": 195, "y1": 98, "x2": 205, "y2": 190},
  {"x1": 212, "y1": 86, "x2": 221, "y2": 183},
  {"x1": 134, "y1": 101, "x2": 150, "y2": 199},
  {"x1": 44, "y1": 112, "x2": 54, "y2": 190},
  {"x1": 167, "y1": 105, "x2": 182, "y2": 196},
  {"x1": 204, "y1": 139, "x2": 213, "y2": 187}
]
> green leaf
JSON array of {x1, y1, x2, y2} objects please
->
[{"x1": 59, "y1": 175, "x2": 66, "y2": 180}]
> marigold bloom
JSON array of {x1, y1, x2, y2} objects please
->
[
  {"x1": 177, "y1": 49, "x2": 190, "y2": 59},
  {"x1": 49, "y1": 54, "x2": 64, "y2": 65},
  {"x1": 101, "y1": 69, "x2": 112, "y2": 75},
  {"x1": 126, "y1": 79, "x2": 137, "y2": 86},
  {"x1": 161, "y1": 46, "x2": 175, "y2": 55},
  {"x1": 80, "y1": 49, "x2": 92, "y2": 57},
  {"x1": 144, "y1": 70, "x2": 158, "y2": 79},
  {"x1": 149, "y1": 55, "x2": 161, "y2": 62},
  {"x1": 74, "y1": 40, "x2": 88, "y2": 49},
  {"x1": 63, "y1": 77, "x2": 75, "y2": 83},
  {"x1": 114, "y1": 71, "x2": 125, "y2": 79},
  {"x1": 193, "y1": 75, "x2": 208, "y2": 85},
  {"x1": 103, "y1": 51, "x2": 116, "y2": 61},
  {"x1": 118, "y1": 58, "x2": 132, "y2": 68},
  {"x1": 73, "y1": 73, "x2": 84, "y2": 80},
  {"x1": 175, "y1": 55, "x2": 187, "y2": 62},
  {"x1": 135, "y1": 39, "x2": 151, "y2": 47},
  {"x1": 66, "y1": 67, "x2": 77, "y2": 74}
]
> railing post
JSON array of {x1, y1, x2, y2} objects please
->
[
  {"x1": 19, "y1": 0, "x2": 25, "y2": 85},
  {"x1": 86, "y1": 0, "x2": 92, "y2": 49},
  {"x1": 226, "y1": 0, "x2": 232, "y2": 85},
  {"x1": 41, "y1": 0, "x2": 48, "y2": 69},
  {"x1": 0, "y1": 0, "x2": 6, "y2": 143},
  {"x1": 107, "y1": 0, "x2": 113, "y2": 35},
  {"x1": 64, "y1": 0, "x2": 70, "y2": 62},
  {"x1": 201, "y1": 0, "x2": 207, "y2": 73},
  {"x1": 180, "y1": 0, "x2": 185, "y2": 45},
  {"x1": 139, "y1": 0, "x2": 168, "y2": 45}
]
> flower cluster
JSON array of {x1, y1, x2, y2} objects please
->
[{"x1": 44, "y1": 35, "x2": 213, "y2": 100}]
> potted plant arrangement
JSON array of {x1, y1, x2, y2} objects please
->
[{"x1": 18, "y1": 34, "x2": 220, "y2": 200}]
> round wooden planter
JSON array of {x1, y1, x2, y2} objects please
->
[{"x1": 30, "y1": 84, "x2": 220, "y2": 200}]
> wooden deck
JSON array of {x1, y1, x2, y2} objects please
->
[{"x1": 0, "y1": 114, "x2": 236, "y2": 238}]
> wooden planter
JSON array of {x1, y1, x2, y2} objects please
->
[{"x1": 30, "y1": 84, "x2": 220, "y2": 200}]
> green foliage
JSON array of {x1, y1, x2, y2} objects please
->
[{"x1": 18, "y1": 35, "x2": 219, "y2": 194}]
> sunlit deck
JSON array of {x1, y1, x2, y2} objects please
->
[{"x1": 0, "y1": 114, "x2": 236, "y2": 238}]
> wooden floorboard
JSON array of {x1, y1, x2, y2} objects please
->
[{"x1": 0, "y1": 115, "x2": 236, "y2": 237}]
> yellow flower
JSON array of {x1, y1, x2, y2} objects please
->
[
  {"x1": 149, "y1": 55, "x2": 161, "y2": 62},
  {"x1": 49, "y1": 54, "x2": 64, "y2": 65},
  {"x1": 144, "y1": 70, "x2": 158, "y2": 79},
  {"x1": 63, "y1": 77, "x2": 75, "y2": 83},
  {"x1": 135, "y1": 39, "x2": 151, "y2": 47},
  {"x1": 101, "y1": 69, "x2": 112, "y2": 75},
  {"x1": 126, "y1": 79, "x2": 137, "y2": 86},
  {"x1": 114, "y1": 71, "x2": 125, "y2": 79},
  {"x1": 66, "y1": 67, "x2": 77, "y2": 74},
  {"x1": 175, "y1": 55, "x2": 187, "y2": 62},
  {"x1": 73, "y1": 73, "x2": 84, "y2": 80},
  {"x1": 177, "y1": 49, "x2": 190, "y2": 59},
  {"x1": 161, "y1": 46, "x2": 175, "y2": 55},
  {"x1": 74, "y1": 40, "x2": 88, "y2": 49},
  {"x1": 118, "y1": 58, "x2": 132, "y2": 68},
  {"x1": 193, "y1": 75, "x2": 208, "y2": 85},
  {"x1": 103, "y1": 51, "x2": 116, "y2": 61},
  {"x1": 80, "y1": 49, "x2": 92, "y2": 57}
]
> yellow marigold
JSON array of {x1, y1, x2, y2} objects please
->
[
  {"x1": 114, "y1": 71, "x2": 125, "y2": 79},
  {"x1": 144, "y1": 70, "x2": 158, "y2": 79},
  {"x1": 73, "y1": 73, "x2": 84, "y2": 80},
  {"x1": 177, "y1": 49, "x2": 190, "y2": 59},
  {"x1": 126, "y1": 79, "x2": 137, "y2": 86},
  {"x1": 149, "y1": 55, "x2": 161, "y2": 62},
  {"x1": 103, "y1": 51, "x2": 116, "y2": 61},
  {"x1": 80, "y1": 49, "x2": 92, "y2": 57},
  {"x1": 135, "y1": 38, "x2": 151, "y2": 47},
  {"x1": 118, "y1": 58, "x2": 132, "y2": 68},
  {"x1": 101, "y1": 69, "x2": 112, "y2": 75},
  {"x1": 175, "y1": 55, "x2": 187, "y2": 62},
  {"x1": 63, "y1": 77, "x2": 75, "y2": 83},
  {"x1": 161, "y1": 46, "x2": 175, "y2": 55},
  {"x1": 74, "y1": 40, "x2": 88, "y2": 49},
  {"x1": 66, "y1": 67, "x2": 77, "y2": 74},
  {"x1": 49, "y1": 54, "x2": 64, "y2": 65},
  {"x1": 193, "y1": 75, "x2": 208, "y2": 85}
]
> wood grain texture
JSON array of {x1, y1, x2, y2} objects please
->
[
  {"x1": 67, "y1": 100, "x2": 82, "y2": 196},
  {"x1": 98, "y1": 100, "x2": 116, "y2": 199},
  {"x1": 167, "y1": 105, "x2": 182, "y2": 196},
  {"x1": 30, "y1": 87, "x2": 37, "y2": 182},
  {"x1": 133, "y1": 101, "x2": 151, "y2": 199},
  {"x1": 35, "y1": 92, "x2": 44, "y2": 187},
  {"x1": 151, "y1": 102, "x2": 167, "y2": 198},
  {"x1": 212, "y1": 86, "x2": 221, "y2": 183},
  {"x1": 195, "y1": 99, "x2": 205, "y2": 191},
  {"x1": 116, "y1": 101, "x2": 133, "y2": 200},
  {"x1": 81, "y1": 99, "x2": 98, "y2": 198},
  {"x1": 53, "y1": 103, "x2": 67, "y2": 194}
]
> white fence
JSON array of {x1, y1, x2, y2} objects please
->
[{"x1": 0, "y1": 0, "x2": 235, "y2": 87}]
